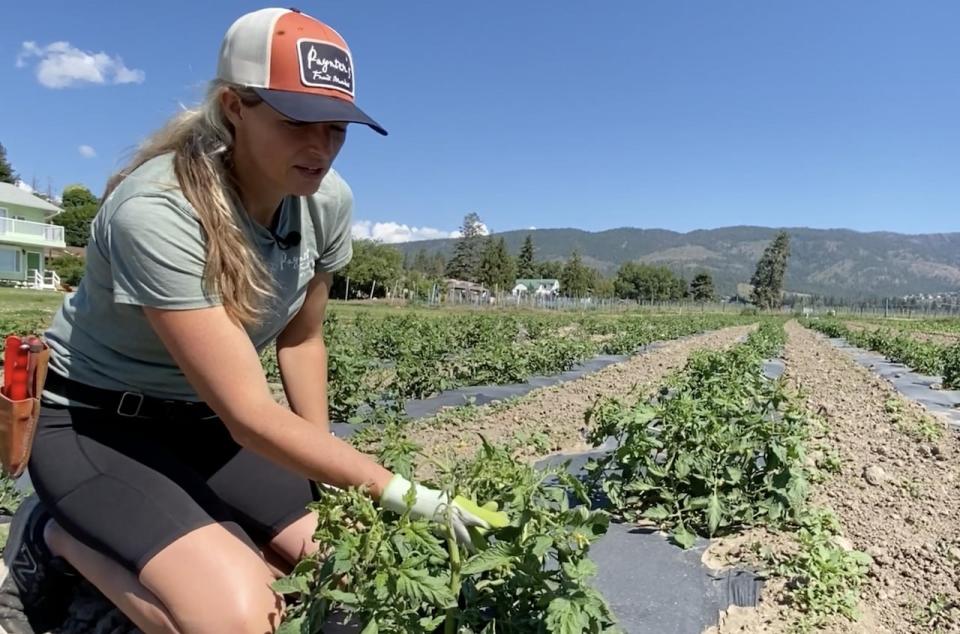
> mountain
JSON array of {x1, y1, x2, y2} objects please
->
[{"x1": 395, "y1": 226, "x2": 960, "y2": 298}]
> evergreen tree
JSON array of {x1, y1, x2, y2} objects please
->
[
  {"x1": 750, "y1": 231, "x2": 791, "y2": 309},
  {"x1": 537, "y1": 260, "x2": 564, "y2": 280},
  {"x1": 0, "y1": 143, "x2": 19, "y2": 185},
  {"x1": 478, "y1": 236, "x2": 516, "y2": 291},
  {"x1": 444, "y1": 212, "x2": 486, "y2": 281},
  {"x1": 690, "y1": 272, "x2": 715, "y2": 301},
  {"x1": 561, "y1": 250, "x2": 592, "y2": 298},
  {"x1": 498, "y1": 237, "x2": 517, "y2": 290},
  {"x1": 517, "y1": 234, "x2": 536, "y2": 278},
  {"x1": 412, "y1": 248, "x2": 430, "y2": 273},
  {"x1": 429, "y1": 252, "x2": 447, "y2": 278}
]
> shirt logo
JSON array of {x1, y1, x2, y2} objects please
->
[{"x1": 297, "y1": 40, "x2": 354, "y2": 97}]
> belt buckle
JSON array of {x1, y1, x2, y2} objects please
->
[{"x1": 117, "y1": 392, "x2": 144, "y2": 417}]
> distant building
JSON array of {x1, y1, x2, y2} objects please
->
[
  {"x1": 512, "y1": 278, "x2": 560, "y2": 297},
  {"x1": 0, "y1": 182, "x2": 67, "y2": 290},
  {"x1": 445, "y1": 278, "x2": 488, "y2": 302}
]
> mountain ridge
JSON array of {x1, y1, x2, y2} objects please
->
[{"x1": 393, "y1": 225, "x2": 960, "y2": 298}]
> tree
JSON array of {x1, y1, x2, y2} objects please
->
[
  {"x1": 561, "y1": 250, "x2": 592, "y2": 298},
  {"x1": 411, "y1": 248, "x2": 430, "y2": 273},
  {"x1": 61, "y1": 184, "x2": 99, "y2": 208},
  {"x1": 614, "y1": 263, "x2": 686, "y2": 301},
  {"x1": 478, "y1": 236, "x2": 516, "y2": 292},
  {"x1": 517, "y1": 234, "x2": 536, "y2": 278},
  {"x1": 445, "y1": 212, "x2": 486, "y2": 281},
  {"x1": 334, "y1": 240, "x2": 404, "y2": 298},
  {"x1": 593, "y1": 276, "x2": 616, "y2": 299},
  {"x1": 689, "y1": 272, "x2": 715, "y2": 302},
  {"x1": 536, "y1": 260, "x2": 564, "y2": 280},
  {"x1": 750, "y1": 231, "x2": 791, "y2": 309},
  {"x1": 50, "y1": 184, "x2": 100, "y2": 247},
  {"x1": 0, "y1": 143, "x2": 18, "y2": 185},
  {"x1": 428, "y1": 252, "x2": 447, "y2": 278}
]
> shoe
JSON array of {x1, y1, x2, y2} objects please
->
[{"x1": 0, "y1": 495, "x2": 77, "y2": 633}]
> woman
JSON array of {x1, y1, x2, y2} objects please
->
[{"x1": 0, "y1": 8, "x2": 505, "y2": 634}]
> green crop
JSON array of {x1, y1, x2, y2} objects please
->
[
  {"x1": 262, "y1": 311, "x2": 755, "y2": 423},
  {"x1": 274, "y1": 437, "x2": 618, "y2": 633},
  {"x1": 585, "y1": 322, "x2": 807, "y2": 547}
]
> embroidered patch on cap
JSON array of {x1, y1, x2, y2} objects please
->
[{"x1": 297, "y1": 40, "x2": 354, "y2": 96}]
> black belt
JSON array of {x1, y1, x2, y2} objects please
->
[{"x1": 43, "y1": 372, "x2": 218, "y2": 420}]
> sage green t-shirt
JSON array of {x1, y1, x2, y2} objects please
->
[{"x1": 43, "y1": 152, "x2": 353, "y2": 403}]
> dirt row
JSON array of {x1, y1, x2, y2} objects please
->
[{"x1": 712, "y1": 321, "x2": 960, "y2": 634}]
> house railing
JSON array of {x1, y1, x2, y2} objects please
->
[
  {"x1": 0, "y1": 217, "x2": 65, "y2": 243},
  {"x1": 25, "y1": 268, "x2": 61, "y2": 291}
]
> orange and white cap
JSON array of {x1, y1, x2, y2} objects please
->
[{"x1": 217, "y1": 7, "x2": 387, "y2": 135}]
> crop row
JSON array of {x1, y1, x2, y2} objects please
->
[
  {"x1": 262, "y1": 311, "x2": 756, "y2": 421},
  {"x1": 852, "y1": 317, "x2": 960, "y2": 336},
  {"x1": 804, "y1": 319, "x2": 960, "y2": 389},
  {"x1": 583, "y1": 320, "x2": 872, "y2": 628}
]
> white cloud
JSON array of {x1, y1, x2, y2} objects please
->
[
  {"x1": 16, "y1": 41, "x2": 145, "y2": 88},
  {"x1": 15, "y1": 180, "x2": 34, "y2": 193},
  {"x1": 78, "y1": 145, "x2": 96, "y2": 158},
  {"x1": 352, "y1": 220, "x2": 459, "y2": 244}
]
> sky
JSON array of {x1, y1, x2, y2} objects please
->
[{"x1": 2, "y1": 1, "x2": 958, "y2": 241}]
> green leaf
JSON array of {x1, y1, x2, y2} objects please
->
[
  {"x1": 546, "y1": 597, "x2": 586, "y2": 634},
  {"x1": 771, "y1": 443, "x2": 787, "y2": 464},
  {"x1": 641, "y1": 505, "x2": 671, "y2": 522},
  {"x1": 725, "y1": 465, "x2": 742, "y2": 484},
  {"x1": 271, "y1": 575, "x2": 309, "y2": 596},
  {"x1": 418, "y1": 614, "x2": 446, "y2": 630},
  {"x1": 323, "y1": 589, "x2": 359, "y2": 604},
  {"x1": 706, "y1": 493, "x2": 722, "y2": 535},
  {"x1": 276, "y1": 615, "x2": 305, "y2": 634},
  {"x1": 360, "y1": 620, "x2": 379, "y2": 634},
  {"x1": 393, "y1": 567, "x2": 456, "y2": 606},
  {"x1": 671, "y1": 525, "x2": 697, "y2": 549},
  {"x1": 461, "y1": 541, "x2": 517, "y2": 575},
  {"x1": 532, "y1": 535, "x2": 554, "y2": 557}
]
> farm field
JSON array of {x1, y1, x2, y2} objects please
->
[
  {"x1": 1, "y1": 295, "x2": 959, "y2": 632},
  {"x1": 805, "y1": 318, "x2": 960, "y2": 389}
]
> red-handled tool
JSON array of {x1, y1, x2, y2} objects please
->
[{"x1": 3, "y1": 336, "x2": 31, "y2": 401}]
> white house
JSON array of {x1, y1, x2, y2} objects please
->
[
  {"x1": 0, "y1": 183, "x2": 66, "y2": 290},
  {"x1": 512, "y1": 278, "x2": 560, "y2": 297}
]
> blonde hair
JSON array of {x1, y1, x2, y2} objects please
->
[{"x1": 104, "y1": 79, "x2": 273, "y2": 327}]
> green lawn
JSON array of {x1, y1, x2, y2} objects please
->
[{"x1": 0, "y1": 287, "x2": 64, "y2": 335}]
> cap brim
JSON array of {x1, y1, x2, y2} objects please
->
[{"x1": 254, "y1": 88, "x2": 387, "y2": 136}]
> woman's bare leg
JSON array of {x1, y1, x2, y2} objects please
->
[
  {"x1": 45, "y1": 520, "x2": 178, "y2": 633},
  {"x1": 46, "y1": 518, "x2": 283, "y2": 634}
]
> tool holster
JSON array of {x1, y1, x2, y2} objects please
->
[{"x1": 0, "y1": 337, "x2": 50, "y2": 477}]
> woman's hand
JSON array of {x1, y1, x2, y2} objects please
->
[{"x1": 379, "y1": 474, "x2": 509, "y2": 546}]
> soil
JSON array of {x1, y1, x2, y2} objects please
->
[
  {"x1": 706, "y1": 321, "x2": 960, "y2": 634},
  {"x1": 402, "y1": 324, "x2": 756, "y2": 477}
]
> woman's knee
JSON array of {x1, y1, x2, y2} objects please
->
[
  {"x1": 140, "y1": 522, "x2": 284, "y2": 634},
  {"x1": 268, "y1": 511, "x2": 321, "y2": 564}
]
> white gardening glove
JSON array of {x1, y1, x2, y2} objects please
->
[{"x1": 380, "y1": 474, "x2": 509, "y2": 546}]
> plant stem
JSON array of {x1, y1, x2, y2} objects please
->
[{"x1": 444, "y1": 526, "x2": 462, "y2": 634}]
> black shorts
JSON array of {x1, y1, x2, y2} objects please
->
[{"x1": 28, "y1": 401, "x2": 317, "y2": 574}]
